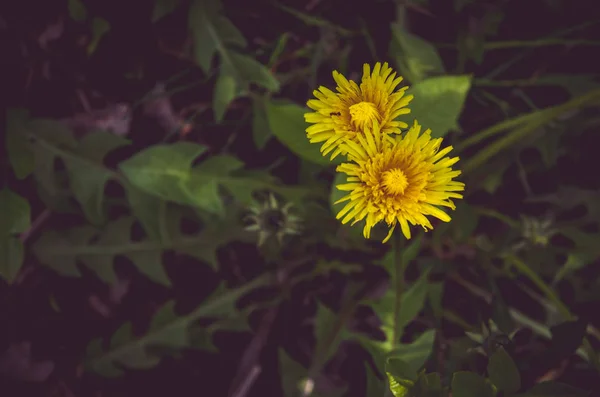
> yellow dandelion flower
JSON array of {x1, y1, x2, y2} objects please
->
[
  {"x1": 334, "y1": 120, "x2": 465, "y2": 243},
  {"x1": 304, "y1": 62, "x2": 414, "y2": 160}
]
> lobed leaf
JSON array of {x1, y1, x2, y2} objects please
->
[
  {"x1": 405, "y1": 75, "x2": 472, "y2": 138},
  {"x1": 390, "y1": 23, "x2": 445, "y2": 83},
  {"x1": 86, "y1": 274, "x2": 270, "y2": 376},
  {"x1": 0, "y1": 189, "x2": 31, "y2": 283},
  {"x1": 189, "y1": 0, "x2": 278, "y2": 121}
]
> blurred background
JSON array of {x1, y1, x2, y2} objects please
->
[{"x1": 1, "y1": 0, "x2": 600, "y2": 396}]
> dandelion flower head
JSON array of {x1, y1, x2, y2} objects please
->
[
  {"x1": 334, "y1": 120, "x2": 465, "y2": 242},
  {"x1": 304, "y1": 62, "x2": 414, "y2": 160},
  {"x1": 245, "y1": 194, "x2": 301, "y2": 247}
]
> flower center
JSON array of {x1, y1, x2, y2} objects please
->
[
  {"x1": 349, "y1": 101, "x2": 379, "y2": 131},
  {"x1": 261, "y1": 209, "x2": 286, "y2": 233},
  {"x1": 382, "y1": 168, "x2": 409, "y2": 196}
]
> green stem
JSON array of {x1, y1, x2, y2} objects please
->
[
  {"x1": 473, "y1": 207, "x2": 520, "y2": 229},
  {"x1": 443, "y1": 311, "x2": 478, "y2": 332},
  {"x1": 462, "y1": 116, "x2": 548, "y2": 174},
  {"x1": 386, "y1": 228, "x2": 407, "y2": 397},
  {"x1": 483, "y1": 19, "x2": 600, "y2": 79},
  {"x1": 485, "y1": 39, "x2": 600, "y2": 49},
  {"x1": 455, "y1": 111, "x2": 541, "y2": 153},
  {"x1": 474, "y1": 78, "x2": 563, "y2": 87},
  {"x1": 437, "y1": 39, "x2": 600, "y2": 49},
  {"x1": 460, "y1": 88, "x2": 600, "y2": 173}
]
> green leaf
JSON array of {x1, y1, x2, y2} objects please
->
[
  {"x1": 6, "y1": 109, "x2": 35, "y2": 180},
  {"x1": 88, "y1": 18, "x2": 111, "y2": 55},
  {"x1": 481, "y1": 158, "x2": 511, "y2": 194},
  {"x1": 487, "y1": 347, "x2": 521, "y2": 393},
  {"x1": 515, "y1": 381, "x2": 589, "y2": 397},
  {"x1": 152, "y1": 0, "x2": 180, "y2": 22},
  {"x1": 452, "y1": 371, "x2": 495, "y2": 397},
  {"x1": 39, "y1": 210, "x2": 232, "y2": 281},
  {"x1": 273, "y1": 4, "x2": 352, "y2": 36},
  {"x1": 554, "y1": 228, "x2": 600, "y2": 281},
  {"x1": 124, "y1": 184, "x2": 166, "y2": 242},
  {"x1": 388, "y1": 330, "x2": 436, "y2": 374},
  {"x1": 427, "y1": 282, "x2": 444, "y2": 320},
  {"x1": 193, "y1": 154, "x2": 245, "y2": 175},
  {"x1": 0, "y1": 188, "x2": 29, "y2": 283},
  {"x1": 119, "y1": 142, "x2": 209, "y2": 206},
  {"x1": 30, "y1": 124, "x2": 128, "y2": 224},
  {"x1": 314, "y1": 302, "x2": 344, "y2": 365},
  {"x1": 451, "y1": 203, "x2": 479, "y2": 242},
  {"x1": 411, "y1": 371, "x2": 444, "y2": 397},
  {"x1": 279, "y1": 350, "x2": 307, "y2": 397},
  {"x1": 405, "y1": 75, "x2": 472, "y2": 138},
  {"x1": 531, "y1": 187, "x2": 600, "y2": 223},
  {"x1": 0, "y1": 188, "x2": 31, "y2": 284},
  {"x1": 33, "y1": 226, "x2": 95, "y2": 278},
  {"x1": 401, "y1": 235, "x2": 423, "y2": 268},
  {"x1": 553, "y1": 253, "x2": 587, "y2": 284},
  {"x1": 267, "y1": 32, "x2": 290, "y2": 67},
  {"x1": 68, "y1": 0, "x2": 87, "y2": 21},
  {"x1": 535, "y1": 74, "x2": 600, "y2": 98},
  {"x1": 380, "y1": 237, "x2": 422, "y2": 283},
  {"x1": 86, "y1": 274, "x2": 269, "y2": 376},
  {"x1": 188, "y1": 0, "x2": 246, "y2": 73},
  {"x1": 279, "y1": 351, "x2": 347, "y2": 397},
  {"x1": 64, "y1": 131, "x2": 130, "y2": 224},
  {"x1": 374, "y1": 267, "x2": 431, "y2": 340},
  {"x1": 30, "y1": 120, "x2": 77, "y2": 199},
  {"x1": 387, "y1": 372, "x2": 412, "y2": 397},
  {"x1": 361, "y1": 268, "x2": 431, "y2": 371},
  {"x1": 34, "y1": 217, "x2": 149, "y2": 284},
  {"x1": 491, "y1": 284, "x2": 515, "y2": 336},
  {"x1": 0, "y1": 189, "x2": 31, "y2": 235},
  {"x1": 385, "y1": 358, "x2": 415, "y2": 397},
  {"x1": 189, "y1": 0, "x2": 278, "y2": 121},
  {"x1": 395, "y1": 269, "x2": 431, "y2": 332},
  {"x1": 461, "y1": 88, "x2": 600, "y2": 174},
  {"x1": 252, "y1": 96, "x2": 272, "y2": 149},
  {"x1": 365, "y1": 363, "x2": 384, "y2": 397},
  {"x1": 265, "y1": 101, "x2": 333, "y2": 166},
  {"x1": 34, "y1": 209, "x2": 238, "y2": 283},
  {"x1": 454, "y1": 0, "x2": 474, "y2": 12},
  {"x1": 469, "y1": 39, "x2": 485, "y2": 66},
  {"x1": 423, "y1": 372, "x2": 443, "y2": 393},
  {"x1": 192, "y1": 155, "x2": 244, "y2": 216},
  {"x1": 534, "y1": 127, "x2": 562, "y2": 167},
  {"x1": 390, "y1": 23, "x2": 445, "y2": 83},
  {"x1": 0, "y1": 237, "x2": 24, "y2": 284},
  {"x1": 120, "y1": 142, "x2": 295, "y2": 214},
  {"x1": 223, "y1": 51, "x2": 280, "y2": 92},
  {"x1": 213, "y1": 73, "x2": 237, "y2": 122},
  {"x1": 386, "y1": 357, "x2": 417, "y2": 380}
]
